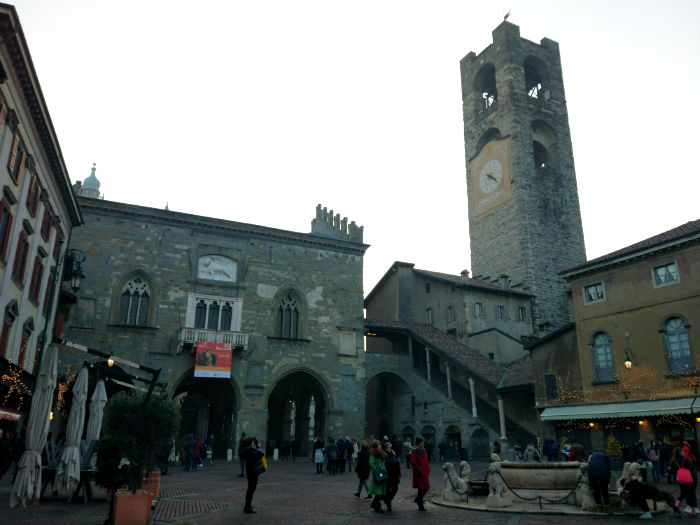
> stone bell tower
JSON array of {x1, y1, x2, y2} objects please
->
[{"x1": 460, "y1": 21, "x2": 586, "y2": 329}]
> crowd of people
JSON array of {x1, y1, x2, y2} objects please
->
[{"x1": 234, "y1": 432, "x2": 432, "y2": 515}]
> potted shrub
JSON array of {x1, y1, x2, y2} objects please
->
[{"x1": 96, "y1": 390, "x2": 181, "y2": 525}]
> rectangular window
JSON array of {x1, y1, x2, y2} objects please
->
[
  {"x1": 12, "y1": 231, "x2": 29, "y2": 284},
  {"x1": 43, "y1": 267, "x2": 55, "y2": 315},
  {"x1": 495, "y1": 305, "x2": 505, "y2": 320},
  {"x1": 424, "y1": 282, "x2": 431, "y2": 294},
  {"x1": 583, "y1": 282, "x2": 605, "y2": 304},
  {"x1": 653, "y1": 262, "x2": 679, "y2": 287},
  {"x1": 7, "y1": 135, "x2": 26, "y2": 184},
  {"x1": 473, "y1": 302, "x2": 483, "y2": 318},
  {"x1": 446, "y1": 305, "x2": 455, "y2": 322},
  {"x1": 0, "y1": 199, "x2": 13, "y2": 260},
  {"x1": 28, "y1": 256, "x2": 44, "y2": 302},
  {"x1": 25, "y1": 173, "x2": 41, "y2": 217},
  {"x1": 544, "y1": 373, "x2": 558, "y2": 400},
  {"x1": 517, "y1": 306, "x2": 527, "y2": 323},
  {"x1": 426, "y1": 308, "x2": 433, "y2": 325},
  {"x1": 40, "y1": 203, "x2": 53, "y2": 241}
]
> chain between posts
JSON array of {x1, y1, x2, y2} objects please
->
[{"x1": 495, "y1": 470, "x2": 584, "y2": 509}]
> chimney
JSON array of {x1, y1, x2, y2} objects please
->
[
  {"x1": 498, "y1": 274, "x2": 510, "y2": 290},
  {"x1": 460, "y1": 269, "x2": 470, "y2": 283}
]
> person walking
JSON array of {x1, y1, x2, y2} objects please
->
[
  {"x1": 353, "y1": 440, "x2": 371, "y2": 499},
  {"x1": 324, "y1": 437, "x2": 339, "y2": 474},
  {"x1": 239, "y1": 436, "x2": 265, "y2": 514},
  {"x1": 238, "y1": 433, "x2": 247, "y2": 477},
  {"x1": 588, "y1": 448, "x2": 612, "y2": 512},
  {"x1": 647, "y1": 441, "x2": 660, "y2": 483},
  {"x1": 403, "y1": 437, "x2": 412, "y2": 468},
  {"x1": 410, "y1": 436, "x2": 430, "y2": 511},
  {"x1": 384, "y1": 441, "x2": 401, "y2": 512},
  {"x1": 313, "y1": 437, "x2": 325, "y2": 474},
  {"x1": 368, "y1": 439, "x2": 387, "y2": 513},
  {"x1": 184, "y1": 432, "x2": 196, "y2": 472},
  {"x1": 672, "y1": 442, "x2": 698, "y2": 516}
]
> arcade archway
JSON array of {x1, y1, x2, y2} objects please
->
[
  {"x1": 173, "y1": 370, "x2": 238, "y2": 457},
  {"x1": 365, "y1": 372, "x2": 411, "y2": 440},
  {"x1": 267, "y1": 370, "x2": 328, "y2": 457}
]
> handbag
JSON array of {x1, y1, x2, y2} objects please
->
[
  {"x1": 373, "y1": 469, "x2": 389, "y2": 483},
  {"x1": 676, "y1": 461, "x2": 693, "y2": 484}
]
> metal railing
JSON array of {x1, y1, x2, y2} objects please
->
[{"x1": 179, "y1": 327, "x2": 249, "y2": 348}]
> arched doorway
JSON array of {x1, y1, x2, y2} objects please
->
[
  {"x1": 445, "y1": 425, "x2": 462, "y2": 461},
  {"x1": 267, "y1": 370, "x2": 328, "y2": 457},
  {"x1": 173, "y1": 370, "x2": 238, "y2": 457},
  {"x1": 402, "y1": 425, "x2": 415, "y2": 443},
  {"x1": 421, "y1": 425, "x2": 437, "y2": 459},
  {"x1": 365, "y1": 372, "x2": 411, "y2": 440},
  {"x1": 471, "y1": 427, "x2": 490, "y2": 461}
]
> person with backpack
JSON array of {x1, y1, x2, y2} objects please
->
[{"x1": 239, "y1": 436, "x2": 265, "y2": 514}]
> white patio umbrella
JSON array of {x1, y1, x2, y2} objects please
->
[
  {"x1": 84, "y1": 379, "x2": 107, "y2": 467},
  {"x1": 10, "y1": 345, "x2": 58, "y2": 508},
  {"x1": 53, "y1": 365, "x2": 89, "y2": 494}
]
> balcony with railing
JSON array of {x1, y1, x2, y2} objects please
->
[{"x1": 178, "y1": 327, "x2": 249, "y2": 352}]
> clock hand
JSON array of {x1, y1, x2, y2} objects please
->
[{"x1": 487, "y1": 173, "x2": 497, "y2": 182}]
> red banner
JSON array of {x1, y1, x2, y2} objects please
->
[{"x1": 194, "y1": 341, "x2": 232, "y2": 378}]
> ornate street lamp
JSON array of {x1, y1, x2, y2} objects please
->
[{"x1": 63, "y1": 249, "x2": 86, "y2": 292}]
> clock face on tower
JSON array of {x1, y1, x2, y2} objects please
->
[
  {"x1": 479, "y1": 159, "x2": 503, "y2": 194},
  {"x1": 469, "y1": 136, "x2": 512, "y2": 217}
]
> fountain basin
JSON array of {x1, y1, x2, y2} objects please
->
[{"x1": 499, "y1": 461, "x2": 584, "y2": 490}]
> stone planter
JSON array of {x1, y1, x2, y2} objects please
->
[
  {"x1": 113, "y1": 489, "x2": 153, "y2": 525},
  {"x1": 499, "y1": 461, "x2": 583, "y2": 490}
]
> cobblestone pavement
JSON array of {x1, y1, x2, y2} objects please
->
[{"x1": 1, "y1": 460, "x2": 698, "y2": 525}]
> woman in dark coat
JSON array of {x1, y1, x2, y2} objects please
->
[
  {"x1": 353, "y1": 440, "x2": 371, "y2": 498},
  {"x1": 410, "y1": 436, "x2": 430, "y2": 511},
  {"x1": 384, "y1": 441, "x2": 401, "y2": 512},
  {"x1": 239, "y1": 436, "x2": 265, "y2": 514}
]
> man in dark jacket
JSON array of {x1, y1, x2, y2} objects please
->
[
  {"x1": 588, "y1": 449, "x2": 612, "y2": 511},
  {"x1": 325, "y1": 437, "x2": 339, "y2": 474},
  {"x1": 336, "y1": 438, "x2": 346, "y2": 473},
  {"x1": 239, "y1": 436, "x2": 265, "y2": 514}
]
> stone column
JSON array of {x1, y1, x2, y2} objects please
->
[
  {"x1": 468, "y1": 377, "x2": 477, "y2": 417},
  {"x1": 407, "y1": 335, "x2": 413, "y2": 363},
  {"x1": 425, "y1": 347, "x2": 431, "y2": 383},
  {"x1": 445, "y1": 362, "x2": 452, "y2": 399},
  {"x1": 497, "y1": 395, "x2": 506, "y2": 440}
]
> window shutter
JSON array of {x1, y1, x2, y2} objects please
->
[{"x1": 0, "y1": 103, "x2": 6, "y2": 135}]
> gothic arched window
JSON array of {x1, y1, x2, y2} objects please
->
[
  {"x1": 276, "y1": 294, "x2": 300, "y2": 339},
  {"x1": 117, "y1": 276, "x2": 151, "y2": 327},
  {"x1": 664, "y1": 317, "x2": 693, "y2": 374},
  {"x1": 592, "y1": 332, "x2": 614, "y2": 382}
]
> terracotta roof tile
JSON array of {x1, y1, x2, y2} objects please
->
[{"x1": 413, "y1": 268, "x2": 532, "y2": 296}]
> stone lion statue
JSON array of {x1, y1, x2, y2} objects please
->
[
  {"x1": 486, "y1": 461, "x2": 511, "y2": 508},
  {"x1": 442, "y1": 462, "x2": 469, "y2": 503},
  {"x1": 574, "y1": 463, "x2": 597, "y2": 511}
]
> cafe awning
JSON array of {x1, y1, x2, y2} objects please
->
[{"x1": 540, "y1": 397, "x2": 700, "y2": 421}]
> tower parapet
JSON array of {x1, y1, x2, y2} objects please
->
[{"x1": 311, "y1": 204, "x2": 363, "y2": 243}]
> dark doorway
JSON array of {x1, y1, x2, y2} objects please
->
[
  {"x1": 173, "y1": 371, "x2": 237, "y2": 457},
  {"x1": 365, "y1": 373, "x2": 411, "y2": 440},
  {"x1": 471, "y1": 428, "x2": 490, "y2": 461},
  {"x1": 267, "y1": 370, "x2": 327, "y2": 457}
]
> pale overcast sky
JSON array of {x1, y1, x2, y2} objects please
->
[{"x1": 9, "y1": 0, "x2": 700, "y2": 294}]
